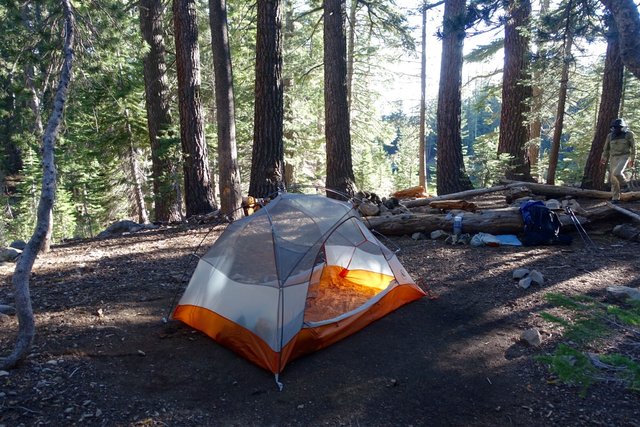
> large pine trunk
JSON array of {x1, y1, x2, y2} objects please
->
[
  {"x1": 209, "y1": 0, "x2": 243, "y2": 220},
  {"x1": 140, "y1": 0, "x2": 182, "y2": 223},
  {"x1": 581, "y1": 16, "x2": 624, "y2": 190},
  {"x1": 249, "y1": 0, "x2": 285, "y2": 199},
  {"x1": 173, "y1": 0, "x2": 216, "y2": 216},
  {"x1": 324, "y1": 0, "x2": 356, "y2": 199},
  {"x1": 498, "y1": 0, "x2": 532, "y2": 181},
  {"x1": 436, "y1": 0, "x2": 473, "y2": 195}
]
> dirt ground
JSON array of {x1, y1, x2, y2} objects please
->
[{"x1": 1, "y1": 195, "x2": 640, "y2": 427}]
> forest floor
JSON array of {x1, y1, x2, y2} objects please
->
[{"x1": 1, "y1": 193, "x2": 640, "y2": 427}]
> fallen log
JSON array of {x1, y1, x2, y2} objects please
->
[
  {"x1": 606, "y1": 202, "x2": 640, "y2": 222},
  {"x1": 402, "y1": 185, "x2": 510, "y2": 208},
  {"x1": 503, "y1": 181, "x2": 640, "y2": 202},
  {"x1": 428, "y1": 200, "x2": 477, "y2": 212},
  {"x1": 363, "y1": 208, "x2": 526, "y2": 236}
]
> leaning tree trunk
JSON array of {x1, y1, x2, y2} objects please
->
[
  {"x1": 436, "y1": 0, "x2": 473, "y2": 195},
  {"x1": 1, "y1": 0, "x2": 74, "y2": 370},
  {"x1": 498, "y1": 0, "x2": 532, "y2": 181},
  {"x1": 581, "y1": 15, "x2": 624, "y2": 190},
  {"x1": 209, "y1": 0, "x2": 243, "y2": 220},
  {"x1": 600, "y1": 0, "x2": 640, "y2": 80}
]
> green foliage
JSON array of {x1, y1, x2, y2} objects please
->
[
  {"x1": 536, "y1": 344, "x2": 597, "y2": 396},
  {"x1": 538, "y1": 292, "x2": 640, "y2": 395},
  {"x1": 599, "y1": 354, "x2": 640, "y2": 392}
]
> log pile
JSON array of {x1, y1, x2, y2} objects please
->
[{"x1": 356, "y1": 183, "x2": 640, "y2": 240}]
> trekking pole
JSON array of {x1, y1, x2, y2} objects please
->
[{"x1": 565, "y1": 207, "x2": 597, "y2": 249}]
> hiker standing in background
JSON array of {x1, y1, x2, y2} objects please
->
[{"x1": 601, "y1": 118, "x2": 636, "y2": 203}]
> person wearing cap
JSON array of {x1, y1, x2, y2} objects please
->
[{"x1": 600, "y1": 118, "x2": 636, "y2": 203}]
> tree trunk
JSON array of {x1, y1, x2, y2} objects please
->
[
  {"x1": 1, "y1": 0, "x2": 74, "y2": 370},
  {"x1": 249, "y1": 0, "x2": 286, "y2": 199},
  {"x1": 209, "y1": 0, "x2": 243, "y2": 220},
  {"x1": 546, "y1": 4, "x2": 574, "y2": 185},
  {"x1": 436, "y1": 0, "x2": 473, "y2": 195},
  {"x1": 346, "y1": 0, "x2": 357, "y2": 109},
  {"x1": 528, "y1": 0, "x2": 549, "y2": 182},
  {"x1": 139, "y1": 0, "x2": 182, "y2": 223},
  {"x1": 324, "y1": 0, "x2": 357, "y2": 199},
  {"x1": 418, "y1": 2, "x2": 427, "y2": 190},
  {"x1": 581, "y1": 16, "x2": 624, "y2": 190},
  {"x1": 125, "y1": 108, "x2": 149, "y2": 224},
  {"x1": 600, "y1": 0, "x2": 640, "y2": 80},
  {"x1": 173, "y1": 0, "x2": 216, "y2": 216},
  {"x1": 498, "y1": 0, "x2": 532, "y2": 181}
]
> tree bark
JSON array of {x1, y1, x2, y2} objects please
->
[
  {"x1": 546, "y1": 3, "x2": 574, "y2": 185},
  {"x1": 209, "y1": 0, "x2": 243, "y2": 221},
  {"x1": 436, "y1": 0, "x2": 473, "y2": 195},
  {"x1": 324, "y1": 0, "x2": 357, "y2": 199},
  {"x1": 498, "y1": 0, "x2": 532, "y2": 181},
  {"x1": 581, "y1": 16, "x2": 624, "y2": 190},
  {"x1": 139, "y1": 0, "x2": 182, "y2": 223},
  {"x1": 250, "y1": 0, "x2": 286, "y2": 199},
  {"x1": 419, "y1": 2, "x2": 427, "y2": 189},
  {"x1": 364, "y1": 208, "x2": 526, "y2": 235},
  {"x1": 600, "y1": 0, "x2": 640, "y2": 80},
  {"x1": 173, "y1": 0, "x2": 217, "y2": 216},
  {"x1": 2, "y1": 0, "x2": 74, "y2": 370}
]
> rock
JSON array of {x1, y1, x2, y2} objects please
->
[
  {"x1": 0, "y1": 247, "x2": 21, "y2": 262},
  {"x1": 545, "y1": 199, "x2": 561, "y2": 210},
  {"x1": 430, "y1": 230, "x2": 448, "y2": 240},
  {"x1": 518, "y1": 277, "x2": 532, "y2": 289},
  {"x1": 606, "y1": 286, "x2": 640, "y2": 302},
  {"x1": 513, "y1": 268, "x2": 530, "y2": 279},
  {"x1": 411, "y1": 232, "x2": 427, "y2": 241},
  {"x1": 0, "y1": 304, "x2": 16, "y2": 315},
  {"x1": 9, "y1": 240, "x2": 27, "y2": 250},
  {"x1": 0, "y1": 370, "x2": 9, "y2": 377},
  {"x1": 521, "y1": 328, "x2": 542, "y2": 346},
  {"x1": 529, "y1": 270, "x2": 544, "y2": 285},
  {"x1": 358, "y1": 201, "x2": 380, "y2": 217},
  {"x1": 97, "y1": 220, "x2": 146, "y2": 238}
]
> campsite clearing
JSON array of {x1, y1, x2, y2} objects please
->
[{"x1": 1, "y1": 197, "x2": 639, "y2": 426}]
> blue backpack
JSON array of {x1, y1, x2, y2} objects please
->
[{"x1": 519, "y1": 201, "x2": 571, "y2": 246}]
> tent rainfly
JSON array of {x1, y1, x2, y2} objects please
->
[{"x1": 173, "y1": 193, "x2": 425, "y2": 382}]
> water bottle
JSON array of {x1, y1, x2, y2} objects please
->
[{"x1": 453, "y1": 215, "x2": 462, "y2": 236}]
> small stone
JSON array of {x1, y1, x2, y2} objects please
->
[
  {"x1": 411, "y1": 232, "x2": 426, "y2": 241},
  {"x1": 529, "y1": 270, "x2": 544, "y2": 285},
  {"x1": 430, "y1": 230, "x2": 449, "y2": 240},
  {"x1": 96, "y1": 308, "x2": 105, "y2": 318},
  {"x1": 513, "y1": 268, "x2": 530, "y2": 280},
  {"x1": 518, "y1": 277, "x2": 532, "y2": 289},
  {"x1": 0, "y1": 370, "x2": 9, "y2": 377},
  {"x1": 297, "y1": 404, "x2": 305, "y2": 409},
  {"x1": 521, "y1": 328, "x2": 542, "y2": 346},
  {"x1": 138, "y1": 350, "x2": 146, "y2": 356},
  {"x1": 606, "y1": 286, "x2": 640, "y2": 302}
]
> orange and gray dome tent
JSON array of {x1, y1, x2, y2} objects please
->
[{"x1": 172, "y1": 193, "x2": 425, "y2": 384}]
